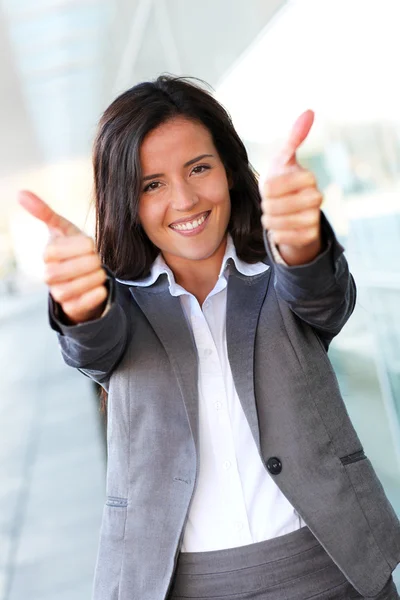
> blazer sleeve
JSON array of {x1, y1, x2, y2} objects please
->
[
  {"x1": 48, "y1": 274, "x2": 129, "y2": 386},
  {"x1": 263, "y1": 211, "x2": 357, "y2": 348}
]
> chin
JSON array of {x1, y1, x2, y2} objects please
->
[
  {"x1": 183, "y1": 240, "x2": 223, "y2": 260},
  {"x1": 178, "y1": 249, "x2": 213, "y2": 262}
]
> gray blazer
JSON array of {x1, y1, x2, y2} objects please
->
[{"x1": 50, "y1": 216, "x2": 400, "y2": 600}]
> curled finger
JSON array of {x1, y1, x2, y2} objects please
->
[
  {"x1": 50, "y1": 268, "x2": 107, "y2": 304},
  {"x1": 262, "y1": 209, "x2": 320, "y2": 232},
  {"x1": 44, "y1": 235, "x2": 96, "y2": 263},
  {"x1": 267, "y1": 226, "x2": 321, "y2": 248},
  {"x1": 61, "y1": 286, "x2": 109, "y2": 324},
  {"x1": 261, "y1": 188, "x2": 323, "y2": 217},
  {"x1": 44, "y1": 252, "x2": 102, "y2": 285}
]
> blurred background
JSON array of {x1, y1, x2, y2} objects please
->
[{"x1": 1, "y1": 0, "x2": 399, "y2": 598}]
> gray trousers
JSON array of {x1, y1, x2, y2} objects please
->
[{"x1": 168, "y1": 527, "x2": 399, "y2": 599}]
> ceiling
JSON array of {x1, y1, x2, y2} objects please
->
[{"x1": 0, "y1": 0, "x2": 285, "y2": 181}]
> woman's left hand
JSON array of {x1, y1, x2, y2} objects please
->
[{"x1": 259, "y1": 110, "x2": 324, "y2": 266}]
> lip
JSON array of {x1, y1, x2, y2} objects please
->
[
  {"x1": 169, "y1": 210, "x2": 210, "y2": 227},
  {"x1": 169, "y1": 210, "x2": 211, "y2": 237}
]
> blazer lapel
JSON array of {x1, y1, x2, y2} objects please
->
[
  {"x1": 226, "y1": 263, "x2": 272, "y2": 451},
  {"x1": 129, "y1": 277, "x2": 199, "y2": 449},
  {"x1": 128, "y1": 263, "x2": 271, "y2": 454}
]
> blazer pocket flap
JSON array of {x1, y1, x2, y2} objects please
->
[
  {"x1": 106, "y1": 496, "x2": 128, "y2": 508},
  {"x1": 340, "y1": 450, "x2": 366, "y2": 465}
]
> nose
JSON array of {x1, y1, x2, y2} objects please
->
[{"x1": 170, "y1": 180, "x2": 198, "y2": 212}]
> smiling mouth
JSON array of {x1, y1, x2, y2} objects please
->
[{"x1": 169, "y1": 211, "x2": 211, "y2": 232}]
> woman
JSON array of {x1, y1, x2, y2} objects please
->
[{"x1": 19, "y1": 75, "x2": 400, "y2": 600}]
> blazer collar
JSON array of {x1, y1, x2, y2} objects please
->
[{"x1": 116, "y1": 234, "x2": 269, "y2": 293}]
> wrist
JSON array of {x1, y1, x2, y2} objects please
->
[
  {"x1": 277, "y1": 236, "x2": 323, "y2": 266},
  {"x1": 57, "y1": 293, "x2": 108, "y2": 325}
]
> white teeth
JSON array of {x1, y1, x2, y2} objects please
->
[{"x1": 171, "y1": 213, "x2": 208, "y2": 231}]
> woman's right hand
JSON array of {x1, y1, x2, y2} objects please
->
[{"x1": 18, "y1": 191, "x2": 108, "y2": 325}]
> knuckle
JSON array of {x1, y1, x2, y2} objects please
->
[
  {"x1": 304, "y1": 171, "x2": 316, "y2": 187},
  {"x1": 90, "y1": 252, "x2": 102, "y2": 268},
  {"x1": 262, "y1": 215, "x2": 272, "y2": 229},
  {"x1": 43, "y1": 242, "x2": 59, "y2": 262},
  {"x1": 261, "y1": 198, "x2": 274, "y2": 216},
  {"x1": 312, "y1": 211, "x2": 321, "y2": 225},
  {"x1": 296, "y1": 175, "x2": 311, "y2": 191},
  {"x1": 272, "y1": 234, "x2": 280, "y2": 245},
  {"x1": 64, "y1": 287, "x2": 100, "y2": 316},
  {"x1": 97, "y1": 285, "x2": 108, "y2": 302},
  {"x1": 271, "y1": 231, "x2": 283, "y2": 245},
  {"x1": 88, "y1": 287, "x2": 106, "y2": 310},
  {"x1": 262, "y1": 179, "x2": 275, "y2": 197},
  {"x1": 265, "y1": 184, "x2": 273, "y2": 198},
  {"x1": 54, "y1": 286, "x2": 72, "y2": 303},
  {"x1": 299, "y1": 188, "x2": 311, "y2": 200},
  {"x1": 61, "y1": 300, "x2": 77, "y2": 317},
  {"x1": 261, "y1": 214, "x2": 269, "y2": 230},
  {"x1": 43, "y1": 266, "x2": 55, "y2": 285},
  {"x1": 49, "y1": 287, "x2": 62, "y2": 302},
  {"x1": 310, "y1": 189, "x2": 323, "y2": 205},
  {"x1": 300, "y1": 190, "x2": 321, "y2": 209},
  {"x1": 302, "y1": 210, "x2": 317, "y2": 227},
  {"x1": 56, "y1": 291, "x2": 67, "y2": 303},
  {"x1": 42, "y1": 247, "x2": 52, "y2": 262},
  {"x1": 274, "y1": 230, "x2": 286, "y2": 244},
  {"x1": 98, "y1": 268, "x2": 107, "y2": 284},
  {"x1": 77, "y1": 295, "x2": 90, "y2": 311},
  {"x1": 261, "y1": 179, "x2": 269, "y2": 194},
  {"x1": 84, "y1": 235, "x2": 95, "y2": 253},
  {"x1": 311, "y1": 224, "x2": 320, "y2": 236},
  {"x1": 302, "y1": 229, "x2": 317, "y2": 245}
]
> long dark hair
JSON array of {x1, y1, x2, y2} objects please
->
[{"x1": 93, "y1": 74, "x2": 265, "y2": 279}]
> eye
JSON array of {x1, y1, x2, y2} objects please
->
[
  {"x1": 143, "y1": 181, "x2": 161, "y2": 193},
  {"x1": 191, "y1": 164, "x2": 210, "y2": 175}
]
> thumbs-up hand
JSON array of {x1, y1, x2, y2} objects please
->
[
  {"x1": 259, "y1": 110, "x2": 323, "y2": 266},
  {"x1": 18, "y1": 191, "x2": 108, "y2": 324}
]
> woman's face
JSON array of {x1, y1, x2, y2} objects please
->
[{"x1": 138, "y1": 117, "x2": 231, "y2": 268}]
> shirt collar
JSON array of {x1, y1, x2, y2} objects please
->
[
  {"x1": 221, "y1": 234, "x2": 269, "y2": 278},
  {"x1": 116, "y1": 234, "x2": 269, "y2": 293}
]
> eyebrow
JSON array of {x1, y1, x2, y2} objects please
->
[{"x1": 142, "y1": 154, "x2": 215, "y2": 182}]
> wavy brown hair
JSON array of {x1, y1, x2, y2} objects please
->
[{"x1": 93, "y1": 74, "x2": 265, "y2": 279}]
